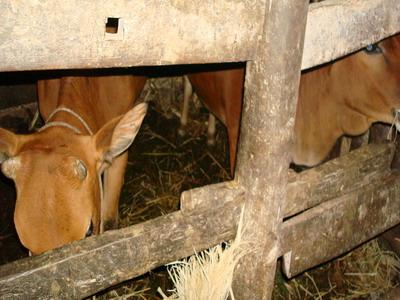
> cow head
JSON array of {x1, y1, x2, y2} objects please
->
[
  {"x1": 294, "y1": 34, "x2": 400, "y2": 167},
  {"x1": 0, "y1": 103, "x2": 147, "y2": 255},
  {"x1": 333, "y1": 34, "x2": 400, "y2": 133}
]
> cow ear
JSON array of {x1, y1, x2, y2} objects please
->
[
  {"x1": 0, "y1": 128, "x2": 20, "y2": 162},
  {"x1": 94, "y1": 103, "x2": 148, "y2": 164}
]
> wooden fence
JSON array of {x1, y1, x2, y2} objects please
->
[{"x1": 0, "y1": 0, "x2": 399, "y2": 299}]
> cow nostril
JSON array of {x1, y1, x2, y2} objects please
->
[{"x1": 85, "y1": 221, "x2": 93, "y2": 237}]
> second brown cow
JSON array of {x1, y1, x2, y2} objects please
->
[{"x1": 184, "y1": 34, "x2": 400, "y2": 172}]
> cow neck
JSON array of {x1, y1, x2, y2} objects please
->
[{"x1": 39, "y1": 106, "x2": 94, "y2": 136}]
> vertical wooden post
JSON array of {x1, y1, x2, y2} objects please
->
[{"x1": 233, "y1": 1, "x2": 309, "y2": 299}]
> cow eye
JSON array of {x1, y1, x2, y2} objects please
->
[
  {"x1": 74, "y1": 159, "x2": 87, "y2": 181},
  {"x1": 364, "y1": 44, "x2": 382, "y2": 54}
]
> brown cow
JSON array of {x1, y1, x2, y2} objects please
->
[
  {"x1": 183, "y1": 34, "x2": 400, "y2": 171},
  {"x1": 182, "y1": 64, "x2": 245, "y2": 176},
  {"x1": 294, "y1": 34, "x2": 400, "y2": 166},
  {"x1": 0, "y1": 75, "x2": 146, "y2": 254}
]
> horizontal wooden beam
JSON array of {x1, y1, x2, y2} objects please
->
[
  {"x1": 302, "y1": 0, "x2": 400, "y2": 70},
  {"x1": 281, "y1": 173, "x2": 400, "y2": 278},
  {"x1": 0, "y1": 198, "x2": 243, "y2": 299},
  {"x1": 1, "y1": 0, "x2": 399, "y2": 71},
  {"x1": 180, "y1": 181, "x2": 244, "y2": 212},
  {"x1": 0, "y1": 0, "x2": 264, "y2": 71},
  {"x1": 285, "y1": 143, "x2": 394, "y2": 217}
]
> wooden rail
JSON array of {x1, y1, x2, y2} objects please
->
[
  {"x1": 285, "y1": 143, "x2": 394, "y2": 217},
  {"x1": 302, "y1": 0, "x2": 400, "y2": 70},
  {"x1": 1, "y1": 0, "x2": 400, "y2": 298},
  {"x1": 283, "y1": 173, "x2": 400, "y2": 277},
  {"x1": 0, "y1": 0, "x2": 399, "y2": 71},
  {"x1": 0, "y1": 0, "x2": 264, "y2": 71},
  {"x1": 0, "y1": 200, "x2": 243, "y2": 299}
]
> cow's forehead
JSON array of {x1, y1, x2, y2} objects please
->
[{"x1": 20, "y1": 129, "x2": 92, "y2": 157}]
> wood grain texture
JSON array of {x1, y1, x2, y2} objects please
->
[
  {"x1": 232, "y1": 0, "x2": 309, "y2": 298},
  {"x1": 0, "y1": 0, "x2": 399, "y2": 71},
  {"x1": 282, "y1": 173, "x2": 400, "y2": 278},
  {"x1": 302, "y1": 0, "x2": 400, "y2": 70},
  {"x1": 285, "y1": 143, "x2": 395, "y2": 218},
  {"x1": 0, "y1": 0, "x2": 265, "y2": 71}
]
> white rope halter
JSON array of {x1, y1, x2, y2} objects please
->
[{"x1": 38, "y1": 107, "x2": 94, "y2": 135}]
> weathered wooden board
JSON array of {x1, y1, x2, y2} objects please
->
[
  {"x1": 180, "y1": 181, "x2": 244, "y2": 213},
  {"x1": 0, "y1": 199, "x2": 243, "y2": 299},
  {"x1": 232, "y1": 0, "x2": 309, "y2": 298},
  {"x1": 0, "y1": 0, "x2": 399, "y2": 71},
  {"x1": 285, "y1": 143, "x2": 395, "y2": 217},
  {"x1": 302, "y1": 0, "x2": 400, "y2": 70},
  {"x1": 0, "y1": 0, "x2": 266, "y2": 71},
  {"x1": 281, "y1": 173, "x2": 400, "y2": 278}
]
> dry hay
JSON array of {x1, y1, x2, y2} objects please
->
[
  {"x1": 334, "y1": 240, "x2": 400, "y2": 299},
  {"x1": 273, "y1": 239, "x2": 400, "y2": 300},
  {"x1": 158, "y1": 209, "x2": 253, "y2": 300}
]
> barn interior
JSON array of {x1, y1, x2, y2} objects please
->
[
  {"x1": 1, "y1": 0, "x2": 400, "y2": 298},
  {"x1": 0, "y1": 63, "x2": 399, "y2": 299}
]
